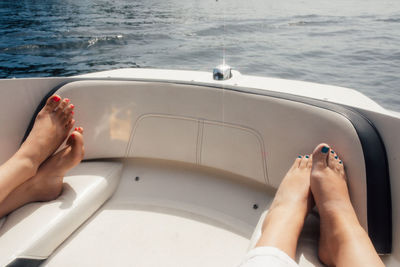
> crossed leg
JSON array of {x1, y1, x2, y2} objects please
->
[
  {"x1": 0, "y1": 95, "x2": 84, "y2": 218},
  {"x1": 0, "y1": 128, "x2": 84, "y2": 218}
]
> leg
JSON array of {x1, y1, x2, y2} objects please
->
[
  {"x1": 310, "y1": 143, "x2": 384, "y2": 267},
  {"x1": 0, "y1": 128, "x2": 84, "y2": 218},
  {"x1": 256, "y1": 155, "x2": 313, "y2": 260},
  {"x1": 0, "y1": 95, "x2": 75, "y2": 202}
]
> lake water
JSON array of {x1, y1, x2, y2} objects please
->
[{"x1": 0, "y1": 0, "x2": 399, "y2": 111}]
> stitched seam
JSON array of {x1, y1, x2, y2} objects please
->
[{"x1": 197, "y1": 120, "x2": 204, "y2": 165}]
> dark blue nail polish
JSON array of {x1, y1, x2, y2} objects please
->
[
  {"x1": 298, "y1": 155, "x2": 302, "y2": 158},
  {"x1": 331, "y1": 150, "x2": 334, "y2": 154},
  {"x1": 339, "y1": 161, "x2": 342, "y2": 164},
  {"x1": 335, "y1": 156, "x2": 338, "y2": 159},
  {"x1": 321, "y1": 146, "x2": 329, "y2": 153},
  {"x1": 305, "y1": 155, "x2": 309, "y2": 158}
]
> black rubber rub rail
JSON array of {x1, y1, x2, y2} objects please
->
[
  {"x1": 6, "y1": 258, "x2": 44, "y2": 267},
  {"x1": 21, "y1": 79, "x2": 392, "y2": 255}
]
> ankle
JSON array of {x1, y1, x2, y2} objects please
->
[
  {"x1": 320, "y1": 203, "x2": 364, "y2": 244},
  {"x1": 263, "y1": 204, "x2": 306, "y2": 233},
  {"x1": 319, "y1": 197, "x2": 356, "y2": 219},
  {"x1": 12, "y1": 152, "x2": 39, "y2": 178}
]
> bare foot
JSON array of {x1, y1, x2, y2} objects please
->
[
  {"x1": 269, "y1": 154, "x2": 313, "y2": 213},
  {"x1": 31, "y1": 127, "x2": 84, "y2": 201},
  {"x1": 17, "y1": 95, "x2": 76, "y2": 171},
  {"x1": 256, "y1": 155, "x2": 313, "y2": 259},
  {"x1": 0, "y1": 128, "x2": 84, "y2": 218},
  {"x1": 310, "y1": 143, "x2": 383, "y2": 267}
]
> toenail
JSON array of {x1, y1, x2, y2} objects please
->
[
  {"x1": 65, "y1": 98, "x2": 70, "y2": 103},
  {"x1": 305, "y1": 155, "x2": 309, "y2": 158},
  {"x1": 71, "y1": 133, "x2": 75, "y2": 139},
  {"x1": 331, "y1": 150, "x2": 334, "y2": 154},
  {"x1": 52, "y1": 96, "x2": 61, "y2": 102},
  {"x1": 298, "y1": 155, "x2": 302, "y2": 158},
  {"x1": 70, "y1": 104, "x2": 75, "y2": 109},
  {"x1": 335, "y1": 156, "x2": 338, "y2": 159},
  {"x1": 71, "y1": 111, "x2": 74, "y2": 115},
  {"x1": 339, "y1": 161, "x2": 342, "y2": 164},
  {"x1": 321, "y1": 146, "x2": 329, "y2": 153},
  {"x1": 74, "y1": 127, "x2": 78, "y2": 131}
]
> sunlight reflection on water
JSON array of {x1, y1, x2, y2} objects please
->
[{"x1": 0, "y1": 0, "x2": 399, "y2": 111}]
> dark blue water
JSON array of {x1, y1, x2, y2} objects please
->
[{"x1": 0, "y1": 0, "x2": 399, "y2": 111}]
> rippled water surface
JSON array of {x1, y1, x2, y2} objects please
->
[{"x1": 0, "y1": 0, "x2": 399, "y2": 111}]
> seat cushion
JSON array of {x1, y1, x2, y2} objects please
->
[{"x1": 0, "y1": 161, "x2": 122, "y2": 266}]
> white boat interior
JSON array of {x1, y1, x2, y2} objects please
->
[{"x1": 0, "y1": 68, "x2": 398, "y2": 266}]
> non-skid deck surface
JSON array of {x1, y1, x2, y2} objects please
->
[
  {"x1": 44, "y1": 208, "x2": 249, "y2": 267},
  {"x1": 43, "y1": 159, "x2": 320, "y2": 267}
]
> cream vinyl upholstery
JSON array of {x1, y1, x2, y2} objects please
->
[
  {"x1": 57, "y1": 80, "x2": 367, "y2": 229},
  {"x1": 0, "y1": 161, "x2": 122, "y2": 266}
]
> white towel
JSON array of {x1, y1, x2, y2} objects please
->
[{"x1": 239, "y1": 246, "x2": 299, "y2": 267}]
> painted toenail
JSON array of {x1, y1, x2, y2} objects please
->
[
  {"x1": 52, "y1": 96, "x2": 61, "y2": 102},
  {"x1": 71, "y1": 111, "x2": 74, "y2": 115},
  {"x1": 339, "y1": 161, "x2": 342, "y2": 164},
  {"x1": 331, "y1": 150, "x2": 334, "y2": 154},
  {"x1": 71, "y1": 133, "x2": 75, "y2": 139},
  {"x1": 321, "y1": 146, "x2": 329, "y2": 153},
  {"x1": 335, "y1": 156, "x2": 338, "y2": 159},
  {"x1": 305, "y1": 155, "x2": 309, "y2": 158},
  {"x1": 74, "y1": 127, "x2": 78, "y2": 131},
  {"x1": 298, "y1": 155, "x2": 302, "y2": 158},
  {"x1": 65, "y1": 98, "x2": 70, "y2": 103},
  {"x1": 70, "y1": 104, "x2": 75, "y2": 109}
]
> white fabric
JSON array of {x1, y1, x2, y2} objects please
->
[{"x1": 239, "y1": 247, "x2": 299, "y2": 267}]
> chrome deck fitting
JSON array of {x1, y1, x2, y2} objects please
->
[{"x1": 213, "y1": 64, "x2": 232, "y2": 80}]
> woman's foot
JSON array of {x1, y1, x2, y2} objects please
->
[
  {"x1": 17, "y1": 95, "x2": 76, "y2": 171},
  {"x1": 0, "y1": 128, "x2": 84, "y2": 218},
  {"x1": 30, "y1": 128, "x2": 84, "y2": 201},
  {"x1": 269, "y1": 155, "x2": 314, "y2": 213},
  {"x1": 256, "y1": 155, "x2": 313, "y2": 259},
  {"x1": 310, "y1": 143, "x2": 383, "y2": 267}
]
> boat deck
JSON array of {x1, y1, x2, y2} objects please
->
[
  {"x1": 42, "y1": 158, "x2": 322, "y2": 267},
  {"x1": 43, "y1": 158, "x2": 268, "y2": 266}
]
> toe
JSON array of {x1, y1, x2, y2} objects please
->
[
  {"x1": 64, "y1": 110, "x2": 73, "y2": 124},
  {"x1": 63, "y1": 103, "x2": 75, "y2": 122},
  {"x1": 64, "y1": 103, "x2": 74, "y2": 115},
  {"x1": 328, "y1": 148, "x2": 337, "y2": 168},
  {"x1": 332, "y1": 152, "x2": 342, "y2": 171},
  {"x1": 55, "y1": 98, "x2": 70, "y2": 115},
  {"x1": 334, "y1": 155, "x2": 340, "y2": 170},
  {"x1": 335, "y1": 161, "x2": 342, "y2": 172},
  {"x1": 75, "y1": 126, "x2": 84, "y2": 134},
  {"x1": 306, "y1": 154, "x2": 313, "y2": 169},
  {"x1": 291, "y1": 156, "x2": 303, "y2": 170},
  {"x1": 66, "y1": 119, "x2": 75, "y2": 130},
  {"x1": 300, "y1": 155, "x2": 310, "y2": 168},
  {"x1": 66, "y1": 129, "x2": 81, "y2": 146},
  {"x1": 312, "y1": 143, "x2": 330, "y2": 169},
  {"x1": 44, "y1": 95, "x2": 62, "y2": 112},
  {"x1": 338, "y1": 160, "x2": 345, "y2": 176},
  {"x1": 69, "y1": 132, "x2": 84, "y2": 159}
]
